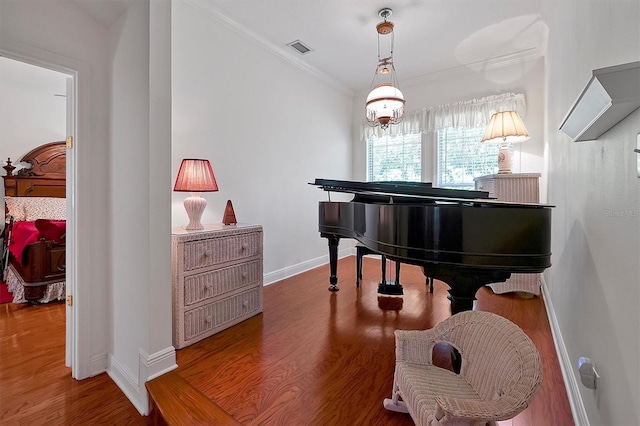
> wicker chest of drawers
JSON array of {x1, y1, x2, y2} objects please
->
[{"x1": 171, "y1": 224, "x2": 263, "y2": 349}]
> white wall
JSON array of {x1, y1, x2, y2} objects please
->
[
  {"x1": 1, "y1": 0, "x2": 175, "y2": 415},
  {"x1": 172, "y1": 0, "x2": 354, "y2": 282},
  {"x1": 542, "y1": 0, "x2": 640, "y2": 425},
  {"x1": 109, "y1": 0, "x2": 175, "y2": 414},
  {"x1": 0, "y1": 0, "x2": 112, "y2": 379},
  {"x1": 0, "y1": 57, "x2": 67, "y2": 168},
  {"x1": 110, "y1": 0, "x2": 151, "y2": 374},
  {"x1": 351, "y1": 57, "x2": 547, "y2": 199}
]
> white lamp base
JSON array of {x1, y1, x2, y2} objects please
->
[
  {"x1": 497, "y1": 143, "x2": 512, "y2": 174},
  {"x1": 183, "y1": 192, "x2": 207, "y2": 230}
]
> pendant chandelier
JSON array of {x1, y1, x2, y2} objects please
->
[{"x1": 365, "y1": 8, "x2": 405, "y2": 129}]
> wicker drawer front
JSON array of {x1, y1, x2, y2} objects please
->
[
  {"x1": 184, "y1": 287, "x2": 262, "y2": 340},
  {"x1": 181, "y1": 232, "x2": 262, "y2": 271},
  {"x1": 183, "y1": 259, "x2": 262, "y2": 306}
]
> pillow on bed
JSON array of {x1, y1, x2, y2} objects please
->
[
  {"x1": 23, "y1": 197, "x2": 66, "y2": 221},
  {"x1": 35, "y1": 219, "x2": 66, "y2": 243},
  {"x1": 4, "y1": 196, "x2": 28, "y2": 221}
]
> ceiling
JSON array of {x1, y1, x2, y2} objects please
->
[
  {"x1": 196, "y1": 0, "x2": 548, "y2": 94},
  {"x1": 70, "y1": 0, "x2": 548, "y2": 95},
  {"x1": 70, "y1": 0, "x2": 131, "y2": 28}
]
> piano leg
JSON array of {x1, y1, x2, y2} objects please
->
[
  {"x1": 326, "y1": 235, "x2": 340, "y2": 292},
  {"x1": 423, "y1": 265, "x2": 510, "y2": 314},
  {"x1": 447, "y1": 274, "x2": 507, "y2": 313},
  {"x1": 446, "y1": 276, "x2": 481, "y2": 313},
  {"x1": 378, "y1": 258, "x2": 404, "y2": 295},
  {"x1": 355, "y1": 247, "x2": 363, "y2": 287},
  {"x1": 421, "y1": 267, "x2": 434, "y2": 294}
]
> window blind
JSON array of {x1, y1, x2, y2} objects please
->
[
  {"x1": 367, "y1": 133, "x2": 421, "y2": 182},
  {"x1": 437, "y1": 126, "x2": 500, "y2": 189}
]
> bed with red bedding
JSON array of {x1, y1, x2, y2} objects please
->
[{"x1": 2, "y1": 142, "x2": 66, "y2": 303}]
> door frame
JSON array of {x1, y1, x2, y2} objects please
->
[{"x1": 0, "y1": 47, "x2": 80, "y2": 376}]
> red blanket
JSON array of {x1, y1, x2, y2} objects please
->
[
  {"x1": 8, "y1": 221, "x2": 40, "y2": 263},
  {"x1": 8, "y1": 220, "x2": 66, "y2": 265}
]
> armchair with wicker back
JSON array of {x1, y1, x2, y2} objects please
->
[{"x1": 384, "y1": 310, "x2": 543, "y2": 425}]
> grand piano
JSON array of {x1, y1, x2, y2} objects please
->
[{"x1": 312, "y1": 178, "x2": 553, "y2": 313}]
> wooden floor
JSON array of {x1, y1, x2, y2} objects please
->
[
  {"x1": 0, "y1": 299, "x2": 149, "y2": 425},
  {"x1": 0, "y1": 257, "x2": 574, "y2": 425}
]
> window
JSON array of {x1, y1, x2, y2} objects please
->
[
  {"x1": 363, "y1": 93, "x2": 525, "y2": 187},
  {"x1": 366, "y1": 133, "x2": 421, "y2": 182},
  {"x1": 437, "y1": 126, "x2": 500, "y2": 190},
  {"x1": 365, "y1": 128, "x2": 500, "y2": 188}
]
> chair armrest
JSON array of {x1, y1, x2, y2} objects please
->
[
  {"x1": 433, "y1": 395, "x2": 527, "y2": 424},
  {"x1": 394, "y1": 329, "x2": 439, "y2": 365}
]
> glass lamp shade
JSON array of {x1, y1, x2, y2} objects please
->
[{"x1": 365, "y1": 83, "x2": 405, "y2": 128}]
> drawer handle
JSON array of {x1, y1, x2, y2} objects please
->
[
  {"x1": 242, "y1": 271, "x2": 248, "y2": 279},
  {"x1": 205, "y1": 282, "x2": 213, "y2": 292},
  {"x1": 205, "y1": 315, "x2": 212, "y2": 323},
  {"x1": 204, "y1": 250, "x2": 212, "y2": 257},
  {"x1": 241, "y1": 243, "x2": 248, "y2": 250},
  {"x1": 242, "y1": 300, "x2": 248, "y2": 308}
]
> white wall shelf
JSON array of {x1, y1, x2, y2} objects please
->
[{"x1": 559, "y1": 61, "x2": 640, "y2": 142}]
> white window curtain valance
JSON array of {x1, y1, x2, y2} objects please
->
[{"x1": 360, "y1": 92, "x2": 527, "y2": 140}]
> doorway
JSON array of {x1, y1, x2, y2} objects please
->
[{"x1": 0, "y1": 54, "x2": 77, "y2": 372}]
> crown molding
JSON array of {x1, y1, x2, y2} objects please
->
[
  {"x1": 182, "y1": 0, "x2": 353, "y2": 98},
  {"x1": 399, "y1": 47, "x2": 546, "y2": 91}
]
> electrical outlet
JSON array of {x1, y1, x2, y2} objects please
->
[
  {"x1": 578, "y1": 357, "x2": 597, "y2": 389},
  {"x1": 636, "y1": 133, "x2": 640, "y2": 177},
  {"x1": 577, "y1": 356, "x2": 601, "y2": 405}
]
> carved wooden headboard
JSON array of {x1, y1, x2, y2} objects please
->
[{"x1": 3, "y1": 141, "x2": 66, "y2": 198}]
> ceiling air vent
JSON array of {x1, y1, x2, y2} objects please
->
[{"x1": 287, "y1": 40, "x2": 313, "y2": 55}]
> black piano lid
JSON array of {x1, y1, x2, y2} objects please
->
[
  {"x1": 311, "y1": 177, "x2": 489, "y2": 198},
  {"x1": 310, "y1": 178, "x2": 555, "y2": 208}
]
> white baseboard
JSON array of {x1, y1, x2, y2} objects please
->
[
  {"x1": 89, "y1": 352, "x2": 108, "y2": 377},
  {"x1": 541, "y1": 276, "x2": 589, "y2": 426},
  {"x1": 108, "y1": 346, "x2": 177, "y2": 416},
  {"x1": 263, "y1": 246, "x2": 354, "y2": 286},
  {"x1": 108, "y1": 353, "x2": 146, "y2": 415},
  {"x1": 141, "y1": 346, "x2": 178, "y2": 382}
]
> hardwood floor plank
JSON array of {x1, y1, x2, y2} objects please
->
[
  {"x1": 146, "y1": 370, "x2": 241, "y2": 425},
  {"x1": 0, "y1": 302, "x2": 149, "y2": 426}
]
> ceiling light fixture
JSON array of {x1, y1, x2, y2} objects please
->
[{"x1": 365, "y1": 8, "x2": 405, "y2": 130}]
